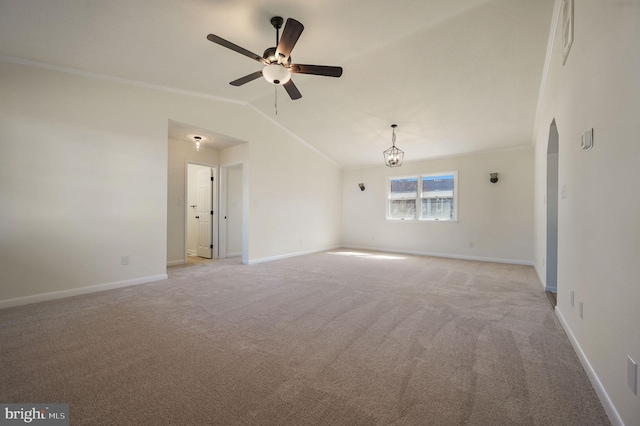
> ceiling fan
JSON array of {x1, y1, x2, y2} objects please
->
[{"x1": 206, "y1": 16, "x2": 343, "y2": 100}]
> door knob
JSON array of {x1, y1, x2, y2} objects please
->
[{"x1": 195, "y1": 216, "x2": 200, "y2": 219}]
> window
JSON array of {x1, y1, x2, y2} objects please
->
[{"x1": 387, "y1": 171, "x2": 458, "y2": 221}]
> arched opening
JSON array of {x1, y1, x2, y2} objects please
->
[{"x1": 546, "y1": 119, "x2": 559, "y2": 293}]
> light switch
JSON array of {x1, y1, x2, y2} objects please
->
[{"x1": 581, "y1": 129, "x2": 594, "y2": 151}]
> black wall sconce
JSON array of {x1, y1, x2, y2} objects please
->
[
  {"x1": 490, "y1": 172, "x2": 499, "y2": 183},
  {"x1": 358, "y1": 183, "x2": 365, "y2": 191}
]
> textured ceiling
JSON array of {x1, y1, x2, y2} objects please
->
[{"x1": 0, "y1": 0, "x2": 554, "y2": 168}]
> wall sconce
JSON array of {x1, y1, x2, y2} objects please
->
[
  {"x1": 490, "y1": 172, "x2": 499, "y2": 183},
  {"x1": 358, "y1": 183, "x2": 365, "y2": 191}
]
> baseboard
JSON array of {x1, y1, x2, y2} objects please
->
[
  {"x1": 167, "y1": 259, "x2": 185, "y2": 266},
  {"x1": 247, "y1": 245, "x2": 342, "y2": 265},
  {"x1": 544, "y1": 285, "x2": 557, "y2": 293},
  {"x1": 342, "y1": 245, "x2": 534, "y2": 266},
  {"x1": 534, "y1": 263, "x2": 547, "y2": 290},
  {"x1": 0, "y1": 274, "x2": 168, "y2": 310},
  {"x1": 555, "y1": 308, "x2": 624, "y2": 426},
  {"x1": 226, "y1": 252, "x2": 242, "y2": 258}
]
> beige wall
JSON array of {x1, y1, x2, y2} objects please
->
[
  {"x1": 533, "y1": 1, "x2": 640, "y2": 424},
  {"x1": 342, "y1": 148, "x2": 534, "y2": 264},
  {"x1": 0, "y1": 60, "x2": 342, "y2": 305},
  {"x1": 225, "y1": 164, "x2": 243, "y2": 257}
]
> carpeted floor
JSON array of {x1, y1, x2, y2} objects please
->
[{"x1": 0, "y1": 250, "x2": 609, "y2": 425}]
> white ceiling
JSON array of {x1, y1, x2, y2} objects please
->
[{"x1": 0, "y1": 0, "x2": 554, "y2": 168}]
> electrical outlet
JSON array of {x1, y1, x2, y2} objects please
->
[
  {"x1": 570, "y1": 291, "x2": 574, "y2": 307},
  {"x1": 121, "y1": 255, "x2": 130, "y2": 266},
  {"x1": 579, "y1": 301, "x2": 584, "y2": 319},
  {"x1": 561, "y1": 184, "x2": 568, "y2": 199},
  {"x1": 628, "y1": 356, "x2": 638, "y2": 395}
]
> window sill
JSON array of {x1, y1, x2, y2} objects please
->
[{"x1": 386, "y1": 219, "x2": 459, "y2": 223}]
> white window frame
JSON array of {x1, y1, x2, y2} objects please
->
[{"x1": 386, "y1": 170, "x2": 458, "y2": 222}]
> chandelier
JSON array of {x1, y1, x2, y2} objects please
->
[{"x1": 383, "y1": 124, "x2": 404, "y2": 167}]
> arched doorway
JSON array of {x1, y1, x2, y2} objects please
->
[{"x1": 546, "y1": 119, "x2": 559, "y2": 292}]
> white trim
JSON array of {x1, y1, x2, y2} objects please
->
[
  {"x1": 0, "y1": 56, "x2": 343, "y2": 172},
  {"x1": 532, "y1": 0, "x2": 563, "y2": 144},
  {"x1": 167, "y1": 259, "x2": 186, "y2": 266},
  {"x1": 185, "y1": 162, "x2": 219, "y2": 262},
  {"x1": 342, "y1": 245, "x2": 533, "y2": 266},
  {"x1": 387, "y1": 171, "x2": 458, "y2": 222},
  {"x1": 534, "y1": 263, "x2": 547, "y2": 290},
  {"x1": 218, "y1": 162, "x2": 245, "y2": 261},
  {"x1": 0, "y1": 274, "x2": 168, "y2": 310},
  {"x1": 247, "y1": 245, "x2": 342, "y2": 265},
  {"x1": 544, "y1": 286, "x2": 557, "y2": 293},
  {"x1": 555, "y1": 308, "x2": 624, "y2": 426},
  {"x1": 246, "y1": 104, "x2": 341, "y2": 168},
  {"x1": 0, "y1": 55, "x2": 246, "y2": 106}
]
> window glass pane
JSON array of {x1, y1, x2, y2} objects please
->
[
  {"x1": 422, "y1": 175, "x2": 454, "y2": 198},
  {"x1": 389, "y1": 199, "x2": 417, "y2": 220},
  {"x1": 421, "y1": 198, "x2": 454, "y2": 220},
  {"x1": 390, "y1": 178, "x2": 418, "y2": 199}
]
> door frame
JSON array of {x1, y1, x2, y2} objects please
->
[
  {"x1": 219, "y1": 161, "x2": 248, "y2": 264},
  {"x1": 545, "y1": 119, "x2": 559, "y2": 293},
  {"x1": 185, "y1": 161, "x2": 219, "y2": 262}
]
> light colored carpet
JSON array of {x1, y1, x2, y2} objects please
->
[{"x1": 0, "y1": 250, "x2": 609, "y2": 425}]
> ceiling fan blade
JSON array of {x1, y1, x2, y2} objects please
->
[
  {"x1": 207, "y1": 34, "x2": 267, "y2": 64},
  {"x1": 290, "y1": 64, "x2": 343, "y2": 78},
  {"x1": 230, "y1": 71, "x2": 263, "y2": 86},
  {"x1": 283, "y1": 79, "x2": 302, "y2": 100},
  {"x1": 275, "y1": 18, "x2": 304, "y2": 64}
]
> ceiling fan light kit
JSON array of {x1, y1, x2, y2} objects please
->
[
  {"x1": 206, "y1": 16, "x2": 342, "y2": 100},
  {"x1": 262, "y1": 63, "x2": 291, "y2": 85}
]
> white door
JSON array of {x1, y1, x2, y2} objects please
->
[{"x1": 196, "y1": 168, "x2": 213, "y2": 258}]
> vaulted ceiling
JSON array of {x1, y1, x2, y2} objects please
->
[{"x1": 0, "y1": 0, "x2": 554, "y2": 168}]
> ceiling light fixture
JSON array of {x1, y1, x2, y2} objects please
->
[
  {"x1": 383, "y1": 124, "x2": 404, "y2": 167},
  {"x1": 262, "y1": 63, "x2": 291, "y2": 85},
  {"x1": 186, "y1": 134, "x2": 211, "y2": 152}
]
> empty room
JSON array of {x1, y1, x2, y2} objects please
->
[{"x1": 1, "y1": 0, "x2": 638, "y2": 425}]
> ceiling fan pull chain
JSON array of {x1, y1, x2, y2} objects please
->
[{"x1": 275, "y1": 86, "x2": 278, "y2": 115}]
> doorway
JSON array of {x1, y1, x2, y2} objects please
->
[
  {"x1": 187, "y1": 163, "x2": 218, "y2": 261},
  {"x1": 219, "y1": 163, "x2": 244, "y2": 260},
  {"x1": 546, "y1": 119, "x2": 559, "y2": 293}
]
